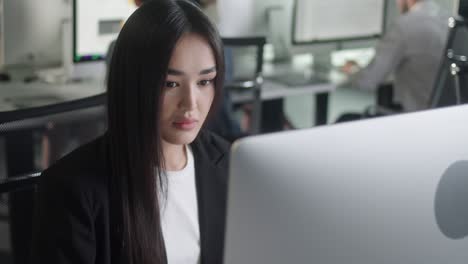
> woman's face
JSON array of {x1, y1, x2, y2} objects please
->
[{"x1": 160, "y1": 33, "x2": 217, "y2": 146}]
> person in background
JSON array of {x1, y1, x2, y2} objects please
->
[
  {"x1": 342, "y1": 0, "x2": 449, "y2": 112},
  {"x1": 32, "y1": 1, "x2": 230, "y2": 263}
]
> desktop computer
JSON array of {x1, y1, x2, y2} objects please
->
[
  {"x1": 73, "y1": 0, "x2": 136, "y2": 63},
  {"x1": 1, "y1": 0, "x2": 134, "y2": 82},
  {"x1": 292, "y1": 0, "x2": 385, "y2": 45},
  {"x1": 36, "y1": 0, "x2": 137, "y2": 83},
  {"x1": 225, "y1": 105, "x2": 468, "y2": 263},
  {"x1": 263, "y1": 0, "x2": 386, "y2": 87}
]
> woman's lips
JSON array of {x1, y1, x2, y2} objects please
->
[{"x1": 173, "y1": 119, "x2": 198, "y2": 130}]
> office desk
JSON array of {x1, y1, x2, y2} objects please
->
[
  {"x1": 0, "y1": 73, "x2": 337, "y2": 128},
  {"x1": 0, "y1": 80, "x2": 105, "y2": 113},
  {"x1": 231, "y1": 79, "x2": 335, "y2": 127},
  {"x1": 229, "y1": 57, "x2": 344, "y2": 129}
]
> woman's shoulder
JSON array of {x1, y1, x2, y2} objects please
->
[{"x1": 40, "y1": 135, "x2": 109, "y2": 198}]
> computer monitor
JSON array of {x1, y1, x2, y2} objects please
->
[
  {"x1": 292, "y1": 0, "x2": 385, "y2": 45},
  {"x1": 264, "y1": 0, "x2": 387, "y2": 69},
  {"x1": 3, "y1": 0, "x2": 67, "y2": 67},
  {"x1": 225, "y1": 105, "x2": 468, "y2": 263},
  {"x1": 73, "y1": 0, "x2": 137, "y2": 63}
]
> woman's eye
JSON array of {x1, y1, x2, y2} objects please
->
[
  {"x1": 198, "y1": 79, "x2": 214, "y2": 86},
  {"x1": 165, "y1": 81, "x2": 179, "y2": 88}
]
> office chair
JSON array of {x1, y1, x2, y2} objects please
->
[
  {"x1": 364, "y1": 82, "x2": 403, "y2": 116},
  {"x1": 220, "y1": 37, "x2": 269, "y2": 134},
  {"x1": 0, "y1": 93, "x2": 107, "y2": 264},
  {"x1": 0, "y1": 172, "x2": 40, "y2": 264},
  {"x1": 335, "y1": 82, "x2": 403, "y2": 123}
]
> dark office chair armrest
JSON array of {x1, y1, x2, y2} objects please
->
[
  {"x1": 336, "y1": 82, "x2": 402, "y2": 122},
  {"x1": 376, "y1": 82, "x2": 394, "y2": 107},
  {"x1": 358, "y1": 82, "x2": 402, "y2": 118},
  {"x1": 226, "y1": 75, "x2": 264, "y2": 90},
  {"x1": 0, "y1": 172, "x2": 42, "y2": 194},
  {"x1": 225, "y1": 80, "x2": 257, "y2": 90},
  {"x1": 376, "y1": 82, "x2": 403, "y2": 112}
]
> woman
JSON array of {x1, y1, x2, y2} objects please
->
[{"x1": 32, "y1": 1, "x2": 229, "y2": 263}]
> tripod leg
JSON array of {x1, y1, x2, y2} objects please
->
[
  {"x1": 454, "y1": 73, "x2": 462, "y2": 104},
  {"x1": 430, "y1": 18, "x2": 459, "y2": 108}
]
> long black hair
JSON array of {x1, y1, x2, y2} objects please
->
[{"x1": 106, "y1": 1, "x2": 224, "y2": 263}]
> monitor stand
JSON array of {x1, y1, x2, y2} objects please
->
[
  {"x1": 267, "y1": 5, "x2": 292, "y2": 63},
  {"x1": 312, "y1": 50, "x2": 332, "y2": 78}
]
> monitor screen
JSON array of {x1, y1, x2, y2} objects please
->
[
  {"x1": 73, "y1": 0, "x2": 137, "y2": 63},
  {"x1": 292, "y1": 0, "x2": 386, "y2": 44}
]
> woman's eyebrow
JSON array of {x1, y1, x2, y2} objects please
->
[
  {"x1": 167, "y1": 68, "x2": 184, "y2": 76},
  {"x1": 199, "y1": 66, "x2": 216, "y2": 75},
  {"x1": 167, "y1": 66, "x2": 216, "y2": 76}
]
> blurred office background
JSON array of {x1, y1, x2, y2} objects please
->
[{"x1": 0, "y1": 0, "x2": 463, "y2": 263}]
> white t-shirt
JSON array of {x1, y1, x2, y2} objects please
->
[{"x1": 160, "y1": 145, "x2": 200, "y2": 264}]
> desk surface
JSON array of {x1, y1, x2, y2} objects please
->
[
  {"x1": 230, "y1": 59, "x2": 346, "y2": 104},
  {"x1": 0, "y1": 79, "x2": 338, "y2": 112},
  {"x1": 0, "y1": 81, "x2": 105, "y2": 112},
  {"x1": 0, "y1": 60, "x2": 347, "y2": 112},
  {"x1": 231, "y1": 79, "x2": 336, "y2": 104}
]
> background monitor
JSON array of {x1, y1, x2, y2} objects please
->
[
  {"x1": 260, "y1": 0, "x2": 389, "y2": 62},
  {"x1": 292, "y1": 0, "x2": 386, "y2": 45},
  {"x1": 225, "y1": 105, "x2": 468, "y2": 263},
  {"x1": 3, "y1": 0, "x2": 67, "y2": 67},
  {"x1": 73, "y1": 0, "x2": 136, "y2": 63}
]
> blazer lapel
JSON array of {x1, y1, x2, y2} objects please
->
[{"x1": 191, "y1": 134, "x2": 229, "y2": 264}]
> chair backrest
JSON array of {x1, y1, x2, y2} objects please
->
[
  {"x1": 0, "y1": 94, "x2": 106, "y2": 264},
  {"x1": 222, "y1": 37, "x2": 266, "y2": 134},
  {"x1": 222, "y1": 37, "x2": 266, "y2": 85},
  {"x1": 430, "y1": 18, "x2": 468, "y2": 108},
  {"x1": 0, "y1": 93, "x2": 107, "y2": 175},
  {"x1": 0, "y1": 172, "x2": 41, "y2": 264}
]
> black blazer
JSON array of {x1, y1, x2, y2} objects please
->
[{"x1": 32, "y1": 130, "x2": 230, "y2": 264}]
